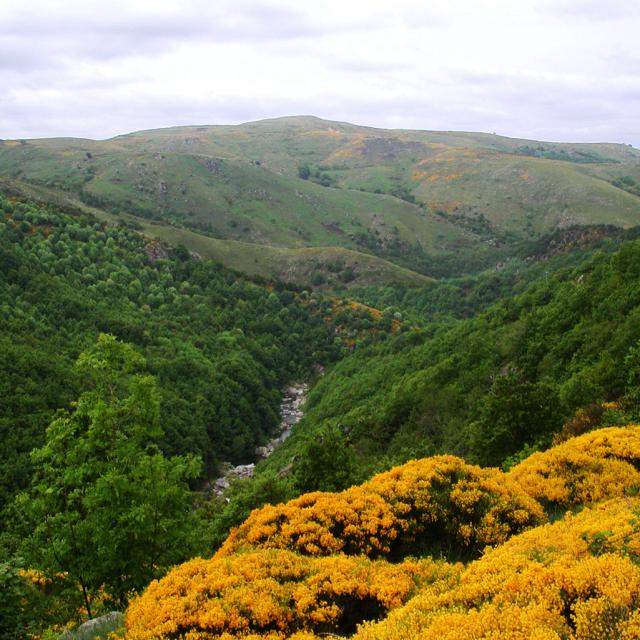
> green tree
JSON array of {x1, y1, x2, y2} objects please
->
[
  {"x1": 297, "y1": 163, "x2": 311, "y2": 180},
  {"x1": 470, "y1": 371, "x2": 563, "y2": 467},
  {"x1": 294, "y1": 421, "x2": 356, "y2": 493},
  {"x1": 197, "y1": 472, "x2": 295, "y2": 551},
  {"x1": 18, "y1": 334, "x2": 201, "y2": 618}
]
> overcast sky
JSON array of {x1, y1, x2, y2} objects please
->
[{"x1": 1, "y1": 0, "x2": 639, "y2": 146}]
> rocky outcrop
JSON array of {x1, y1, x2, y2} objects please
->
[
  {"x1": 58, "y1": 611, "x2": 123, "y2": 639},
  {"x1": 143, "y1": 239, "x2": 170, "y2": 263}
]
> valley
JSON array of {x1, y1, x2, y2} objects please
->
[{"x1": 3, "y1": 118, "x2": 640, "y2": 640}]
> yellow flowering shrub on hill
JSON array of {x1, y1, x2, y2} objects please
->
[
  {"x1": 125, "y1": 550, "x2": 458, "y2": 640},
  {"x1": 354, "y1": 497, "x2": 640, "y2": 640},
  {"x1": 125, "y1": 427, "x2": 640, "y2": 639},
  {"x1": 218, "y1": 490, "x2": 398, "y2": 558},
  {"x1": 218, "y1": 456, "x2": 544, "y2": 561},
  {"x1": 507, "y1": 425, "x2": 640, "y2": 509}
]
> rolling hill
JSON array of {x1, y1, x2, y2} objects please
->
[
  {"x1": 1, "y1": 116, "x2": 640, "y2": 281},
  {"x1": 0, "y1": 177, "x2": 433, "y2": 289}
]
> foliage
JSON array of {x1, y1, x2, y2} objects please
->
[
  {"x1": 469, "y1": 370, "x2": 563, "y2": 466},
  {"x1": 125, "y1": 550, "x2": 456, "y2": 639},
  {"x1": 507, "y1": 425, "x2": 640, "y2": 510},
  {"x1": 268, "y1": 236, "x2": 640, "y2": 474},
  {"x1": 297, "y1": 164, "x2": 311, "y2": 180},
  {"x1": 195, "y1": 472, "x2": 296, "y2": 552},
  {"x1": 218, "y1": 455, "x2": 544, "y2": 562},
  {"x1": 18, "y1": 335, "x2": 201, "y2": 616},
  {"x1": 354, "y1": 497, "x2": 640, "y2": 640},
  {"x1": 553, "y1": 403, "x2": 606, "y2": 443},
  {"x1": 0, "y1": 557, "x2": 49, "y2": 639},
  {"x1": 0, "y1": 193, "x2": 340, "y2": 525},
  {"x1": 293, "y1": 421, "x2": 357, "y2": 493},
  {"x1": 125, "y1": 428, "x2": 640, "y2": 639}
]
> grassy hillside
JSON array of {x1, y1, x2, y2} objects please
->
[
  {"x1": 2, "y1": 116, "x2": 640, "y2": 280},
  {"x1": 0, "y1": 178, "x2": 433, "y2": 290},
  {"x1": 0, "y1": 134, "x2": 466, "y2": 257}
]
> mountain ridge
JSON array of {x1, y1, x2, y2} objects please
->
[{"x1": 2, "y1": 115, "x2": 640, "y2": 281}]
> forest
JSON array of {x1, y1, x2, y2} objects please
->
[{"x1": 4, "y1": 190, "x2": 640, "y2": 639}]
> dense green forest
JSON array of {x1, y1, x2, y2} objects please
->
[
  {"x1": 261, "y1": 230, "x2": 640, "y2": 484},
  {"x1": 0, "y1": 192, "x2": 351, "y2": 525},
  {"x1": 5, "y1": 187, "x2": 640, "y2": 638},
  {"x1": 352, "y1": 224, "x2": 640, "y2": 321}
]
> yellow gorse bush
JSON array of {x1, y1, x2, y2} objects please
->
[
  {"x1": 125, "y1": 550, "x2": 458, "y2": 639},
  {"x1": 354, "y1": 497, "x2": 640, "y2": 640},
  {"x1": 218, "y1": 490, "x2": 398, "y2": 558},
  {"x1": 125, "y1": 426, "x2": 640, "y2": 639},
  {"x1": 364, "y1": 455, "x2": 545, "y2": 557},
  {"x1": 219, "y1": 455, "x2": 545, "y2": 561},
  {"x1": 508, "y1": 425, "x2": 640, "y2": 508}
]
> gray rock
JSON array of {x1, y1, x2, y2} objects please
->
[{"x1": 58, "y1": 611, "x2": 123, "y2": 640}]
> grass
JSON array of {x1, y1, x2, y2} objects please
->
[
  {"x1": 1, "y1": 115, "x2": 639, "y2": 278},
  {"x1": 0, "y1": 177, "x2": 434, "y2": 290}
]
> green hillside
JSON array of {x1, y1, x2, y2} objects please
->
[
  {"x1": 0, "y1": 178, "x2": 433, "y2": 289},
  {"x1": 0, "y1": 192, "x2": 340, "y2": 515},
  {"x1": 0, "y1": 132, "x2": 466, "y2": 257},
  {"x1": 259, "y1": 233, "x2": 640, "y2": 483},
  {"x1": 2, "y1": 116, "x2": 640, "y2": 281}
]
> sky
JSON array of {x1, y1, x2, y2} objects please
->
[{"x1": 1, "y1": 0, "x2": 639, "y2": 146}]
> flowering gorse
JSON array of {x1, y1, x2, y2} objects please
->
[{"x1": 125, "y1": 426, "x2": 640, "y2": 639}]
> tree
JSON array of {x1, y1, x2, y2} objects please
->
[
  {"x1": 297, "y1": 163, "x2": 311, "y2": 180},
  {"x1": 470, "y1": 370, "x2": 563, "y2": 467},
  {"x1": 294, "y1": 421, "x2": 356, "y2": 493},
  {"x1": 18, "y1": 334, "x2": 201, "y2": 617}
]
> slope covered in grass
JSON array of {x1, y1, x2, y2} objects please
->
[
  {"x1": 2, "y1": 116, "x2": 640, "y2": 279},
  {"x1": 0, "y1": 177, "x2": 434, "y2": 290}
]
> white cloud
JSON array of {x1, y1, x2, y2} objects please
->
[{"x1": 0, "y1": 0, "x2": 638, "y2": 145}]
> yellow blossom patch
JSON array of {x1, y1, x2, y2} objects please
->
[
  {"x1": 508, "y1": 425, "x2": 640, "y2": 508},
  {"x1": 125, "y1": 550, "x2": 454, "y2": 639},
  {"x1": 219, "y1": 456, "x2": 544, "y2": 561},
  {"x1": 353, "y1": 497, "x2": 640, "y2": 640}
]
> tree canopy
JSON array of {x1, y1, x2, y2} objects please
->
[{"x1": 18, "y1": 334, "x2": 201, "y2": 617}]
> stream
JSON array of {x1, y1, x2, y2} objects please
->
[{"x1": 210, "y1": 382, "x2": 308, "y2": 496}]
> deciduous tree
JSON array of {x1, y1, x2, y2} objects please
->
[{"x1": 18, "y1": 334, "x2": 201, "y2": 617}]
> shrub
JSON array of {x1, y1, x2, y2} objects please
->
[
  {"x1": 219, "y1": 455, "x2": 544, "y2": 562},
  {"x1": 507, "y1": 425, "x2": 640, "y2": 510},
  {"x1": 355, "y1": 497, "x2": 640, "y2": 640},
  {"x1": 125, "y1": 550, "x2": 455, "y2": 639}
]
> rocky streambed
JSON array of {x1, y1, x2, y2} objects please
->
[{"x1": 211, "y1": 383, "x2": 308, "y2": 496}]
